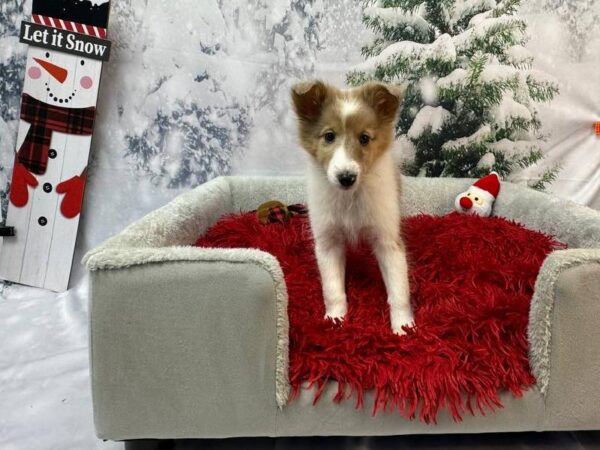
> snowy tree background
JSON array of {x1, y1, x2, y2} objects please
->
[
  {"x1": 543, "y1": 0, "x2": 600, "y2": 62},
  {"x1": 0, "y1": 0, "x2": 28, "y2": 218},
  {"x1": 347, "y1": 0, "x2": 561, "y2": 190},
  {"x1": 0, "y1": 1, "x2": 600, "y2": 448}
]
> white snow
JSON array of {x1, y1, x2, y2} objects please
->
[
  {"x1": 506, "y1": 45, "x2": 534, "y2": 66},
  {"x1": 0, "y1": 118, "x2": 18, "y2": 194},
  {"x1": 363, "y1": 5, "x2": 431, "y2": 34},
  {"x1": 468, "y1": 9, "x2": 492, "y2": 28},
  {"x1": 407, "y1": 105, "x2": 453, "y2": 138},
  {"x1": 490, "y1": 94, "x2": 532, "y2": 127},
  {"x1": 454, "y1": 16, "x2": 527, "y2": 51},
  {"x1": 427, "y1": 34, "x2": 456, "y2": 62},
  {"x1": 354, "y1": 33, "x2": 456, "y2": 77},
  {"x1": 449, "y1": 0, "x2": 496, "y2": 27},
  {"x1": 477, "y1": 151, "x2": 496, "y2": 168},
  {"x1": 442, "y1": 124, "x2": 492, "y2": 151},
  {"x1": 436, "y1": 68, "x2": 468, "y2": 89},
  {"x1": 0, "y1": 36, "x2": 22, "y2": 60},
  {"x1": 488, "y1": 138, "x2": 539, "y2": 157},
  {"x1": 480, "y1": 63, "x2": 519, "y2": 82},
  {"x1": 524, "y1": 68, "x2": 560, "y2": 87},
  {"x1": 391, "y1": 134, "x2": 417, "y2": 165},
  {"x1": 419, "y1": 76, "x2": 438, "y2": 105}
]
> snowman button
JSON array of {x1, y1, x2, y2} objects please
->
[
  {"x1": 48, "y1": 149, "x2": 57, "y2": 159},
  {"x1": 43, "y1": 183, "x2": 52, "y2": 193},
  {"x1": 38, "y1": 217, "x2": 47, "y2": 226}
]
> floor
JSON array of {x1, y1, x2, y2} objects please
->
[{"x1": 124, "y1": 432, "x2": 600, "y2": 450}]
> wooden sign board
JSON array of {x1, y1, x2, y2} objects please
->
[{"x1": 0, "y1": 0, "x2": 110, "y2": 292}]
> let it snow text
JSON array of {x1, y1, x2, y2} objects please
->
[{"x1": 20, "y1": 21, "x2": 111, "y2": 62}]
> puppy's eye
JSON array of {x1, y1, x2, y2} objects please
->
[
  {"x1": 359, "y1": 133, "x2": 370, "y2": 146},
  {"x1": 323, "y1": 131, "x2": 336, "y2": 143}
]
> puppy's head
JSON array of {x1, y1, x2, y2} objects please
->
[{"x1": 291, "y1": 80, "x2": 402, "y2": 190}]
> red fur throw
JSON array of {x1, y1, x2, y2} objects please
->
[{"x1": 196, "y1": 211, "x2": 564, "y2": 422}]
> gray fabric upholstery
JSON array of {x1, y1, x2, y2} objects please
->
[
  {"x1": 91, "y1": 260, "x2": 279, "y2": 439},
  {"x1": 86, "y1": 175, "x2": 600, "y2": 440},
  {"x1": 277, "y1": 385, "x2": 545, "y2": 436},
  {"x1": 542, "y1": 263, "x2": 600, "y2": 430}
]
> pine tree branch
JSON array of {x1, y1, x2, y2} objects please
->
[
  {"x1": 361, "y1": 38, "x2": 393, "y2": 58},
  {"x1": 525, "y1": 72, "x2": 560, "y2": 102},
  {"x1": 362, "y1": 7, "x2": 436, "y2": 44},
  {"x1": 454, "y1": 15, "x2": 528, "y2": 59},
  {"x1": 424, "y1": 0, "x2": 454, "y2": 34},
  {"x1": 492, "y1": 0, "x2": 522, "y2": 17},
  {"x1": 529, "y1": 165, "x2": 561, "y2": 191},
  {"x1": 379, "y1": 0, "x2": 423, "y2": 11}
]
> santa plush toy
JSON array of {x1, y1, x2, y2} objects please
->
[{"x1": 454, "y1": 172, "x2": 501, "y2": 217}]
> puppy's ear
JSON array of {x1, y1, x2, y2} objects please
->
[
  {"x1": 361, "y1": 82, "x2": 404, "y2": 123},
  {"x1": 291, "y1": 80, "x2": 328, "y2": 123}
]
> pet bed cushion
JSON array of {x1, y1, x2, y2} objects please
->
[{"x1": 196, "y1": 210, "x2": 564, "y2": 422}]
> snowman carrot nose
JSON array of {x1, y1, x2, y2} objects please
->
[
  {"x1": 33, "y1": 58, "x2": 68, "y2": 84},
  {"x1": 459, "y1": 196, "x2": 473, "y2": 209}
]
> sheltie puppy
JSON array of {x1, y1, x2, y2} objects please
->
[{"x1": 291, "y1": 80, "x2": 414, "y2": 335}]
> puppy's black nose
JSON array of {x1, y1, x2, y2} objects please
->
[{"x1": 337, "y1": 171, "x2": 357, "y2": 188}]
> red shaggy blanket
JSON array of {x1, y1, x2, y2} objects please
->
[{"x1": 196, "y1": 212, "x2": 564, "y2": 422}]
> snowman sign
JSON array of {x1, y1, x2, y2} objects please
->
[{"x1": 0, "y1": 0, "x2": 110, "y2": 292}]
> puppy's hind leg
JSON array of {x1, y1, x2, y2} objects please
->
[
  {"x1": 315, "y1": 235, "x2": 348, "y2": 320},
  {"x1": 373, "y1": 238, "x2": 414, "y2": 335}
]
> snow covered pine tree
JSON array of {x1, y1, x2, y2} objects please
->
[
  {"x1": 347, "y1": 0, "x2": 560, "y2": 189},
  {"x1": 123, "y1": 0, "x2": 322, "y2": 189},
  {"x1": 0, "y1": 0, "x2": 28, "y2": 215}
]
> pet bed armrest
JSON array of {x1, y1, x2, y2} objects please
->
[
  {"x1": 87, "y1": 247, "x2": 289, "y2": 439},
  {"x1": 85, "y1": 176, "x2": 233, "y2": 257},
  {"x1": 84, "y1": 176, "x2": 292, "y2": 439},
  {"x1": 528, "y1": 249, "x2": 600, "y2": 429},
  {"x1": 493, "y1": 184, "x2": 600, "y2": 249}
]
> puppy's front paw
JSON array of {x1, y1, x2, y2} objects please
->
[
  {"x1": 390, "y1": 307, "x2": 414, "y2": 336},
  {"x1": 325, "y1": 300, "x2": 348, "y2": 321}
]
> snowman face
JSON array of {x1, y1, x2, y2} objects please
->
[
  {"x1": 455, "y1": 187, "x2": 493, "y2": 217},
  {"x1": 25, "y1": 47, "x2": 102, "y2": 109}
]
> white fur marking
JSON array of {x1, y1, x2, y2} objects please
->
[
  {"x1": 307, "y1": 151, "x2": 414, "y2": 332},
  {"x1": 327, "y1": 146, "x2": 360, "y2": 187},
  {"x1": 340, "y1": 99, "x2": 360, "y2": 118}
]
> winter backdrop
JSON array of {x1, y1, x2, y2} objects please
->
[{"x1": 0, "y1": 0, "x2": 599, "y2": 448}]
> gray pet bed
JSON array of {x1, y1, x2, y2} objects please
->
[{"x1": 85, "y1": 176, "x2": 600, "y2": 441}]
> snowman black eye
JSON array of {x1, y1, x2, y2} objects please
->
[
  {"x1": 45, "y1": 52, "x2": 50, "y2": 58},
  {"x1": 80, "y1": 60, "x2": 85, "y2": 66},
  {"x1": 474, "y1": 197, "x2": 479, "y2": 201}
]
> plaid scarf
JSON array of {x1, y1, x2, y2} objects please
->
[{"x1": 17, "y1": 93, "x2": 96, "y2": 175}]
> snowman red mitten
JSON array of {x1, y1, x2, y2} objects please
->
[
  {"x1": 9, "y1": 162, "x2": 38, "y2": 207},
  {"x1": 454, "y1": 172, "x2": 501, "y2": 217},
  {"x1": 56, "y1": 169, "x2": 87, "y2": 219}
]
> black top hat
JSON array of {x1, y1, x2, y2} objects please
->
[{"x1": 32, "y1": 0, "x2": 110, "y2": 29}]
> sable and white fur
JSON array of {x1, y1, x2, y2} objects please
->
[{"x1": 291, "y1": 80, "x2": 414, "y2": 334}]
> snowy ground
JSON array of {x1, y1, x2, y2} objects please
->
[{"x1": 0, "y1": 1, "x2": 599, "y2": 449}]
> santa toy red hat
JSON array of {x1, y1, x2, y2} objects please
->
[{"x1": 471, "y1": 172, "x2": 501, "y2": 201}]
